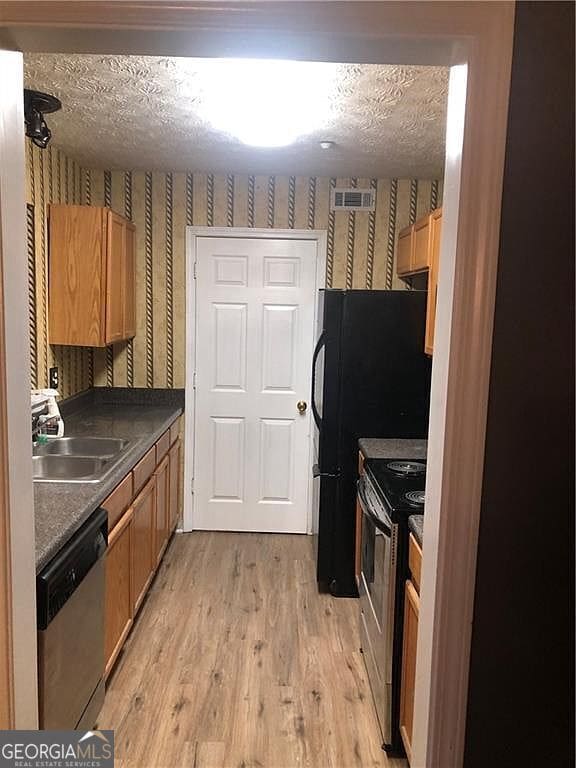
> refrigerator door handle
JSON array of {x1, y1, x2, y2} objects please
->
[{"x1": 311, "y1": 332, "x2": 325, "y2": 430}]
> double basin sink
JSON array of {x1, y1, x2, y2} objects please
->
[{"x1": 33, "y1": 437, "x2": 132, "y2": 483}]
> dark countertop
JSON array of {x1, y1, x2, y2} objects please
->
[
  {"x1": 358, "y1": 437, "x2": 428, "y2": 460},
  {"x1": 34, "y1": 388, "x2": 184, "y2": 573},
  {"x1": 408, "y1": 515, "x2": 424, "y2": 547},
  {"x1": 359, "y1": 437, "x2": 427, "y2": 546}
]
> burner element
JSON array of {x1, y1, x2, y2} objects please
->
[
  {"x1": 405, "y1": 490, "x2": 425, "y2": 506},
  {"x1": 387, "y1": 460, "x2": 426, "y2": 476}
]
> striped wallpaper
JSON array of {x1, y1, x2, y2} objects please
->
[
  {"x1": 25, "y1": 143, "x2": 442, "y2": 397},
  {"x1": 25, "y1": 142, "x2": 92, "y2": 397}
]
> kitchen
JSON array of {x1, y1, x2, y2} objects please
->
[
  {"x1": 1, "y1": 5, "x2": 572, "y2": 768},
  {"x1": 20, "y1": 51, "x2": 448, "y2": 767}
]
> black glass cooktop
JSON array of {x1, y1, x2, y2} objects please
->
[{"x1": 365, "y1": 457, "x2": 427, "y2": 515}]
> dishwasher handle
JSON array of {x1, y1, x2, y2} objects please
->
[{"x1": 37, "y1": 507, "x2": 108, "y2": 630}]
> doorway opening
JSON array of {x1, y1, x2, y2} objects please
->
[{"x1": 0, "y1": 6, "x2": 514, "y2": 767}]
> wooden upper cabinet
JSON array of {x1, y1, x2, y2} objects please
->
[
  {"x1": 396, "y1": 226, "x2": 413, "y2": 275},
  {"x1": 412, "y1": 216, "x2": 432, "y2": 273},
  {"x1": 425, "y1": 209, "x2": 442, "y2": 356},
  {"x1": 105, "y1": 212, "x2": 126, "y2": 344},
  {"x1": 48, "y1": 205, "x2": 136, "y2": 347},
  {"x1": 124, "y1": 222, "x2": 136, "y2": 339},
  {"x1": 396, "y1": 207, "x2": 442, "y2": 279}
]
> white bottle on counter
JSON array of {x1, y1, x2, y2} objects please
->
[{"x1": 32, "y1": 388, "x2": 65, "y2": 437}]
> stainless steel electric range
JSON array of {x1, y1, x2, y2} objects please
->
[{"x1": 358, "y1": 458, "x2": 426, "y2": 756}]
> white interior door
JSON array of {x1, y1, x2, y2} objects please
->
[{"x1": 193, "y1": 235, "x2": 319, "y2": 533}]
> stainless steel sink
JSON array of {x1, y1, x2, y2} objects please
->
[
  {"x1": 32, "y1": 455, "x2": 111, "y2": 483},
  {"x1": 34, "y1": 436, "x2": 130, "y2": 458},
  {"x1": 32, "y1": 436, "x2": 132, "y2": 482}
]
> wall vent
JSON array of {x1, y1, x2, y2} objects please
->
[{"x1": 330, "y1": 187, "x2": 376, "y2": 212}]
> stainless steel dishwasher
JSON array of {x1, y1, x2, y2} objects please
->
[{"x1": 36, "y1": 507, "x2": 107, "y2": 729}]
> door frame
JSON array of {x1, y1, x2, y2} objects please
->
[
  {"x1": 183, "y1": 226, "x2": 327, "y2": 535},
  {"x1": 0, "y1": 2, "x2": 515, "y2": 762},
  {"x1": 0, "y1": 49, "x2": 38, "y2": 728}
]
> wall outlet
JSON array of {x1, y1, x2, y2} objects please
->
[{"x1": 49, "y1": 367, "x2": 59, "y2": 390}]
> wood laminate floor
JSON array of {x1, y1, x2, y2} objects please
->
[{"x1": 98, "y1": 532, "x2": 407, "y2": 768}]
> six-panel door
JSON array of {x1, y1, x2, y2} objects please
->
[{"x1": 194, "y1": 236, "x2": 318, "y2": 533}]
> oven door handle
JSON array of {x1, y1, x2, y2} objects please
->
[{"x1": 357, "y1": 480, "x2": 392, "y2": 536}]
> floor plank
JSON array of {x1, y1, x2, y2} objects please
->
[{"x1": 98, "y1": 532, "x2": 406, "y2": 768}]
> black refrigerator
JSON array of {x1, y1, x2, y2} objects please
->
[{"x1": 311, "y1": 289, "x2": 432, "y2": 597}]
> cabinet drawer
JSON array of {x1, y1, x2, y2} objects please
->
[
  {"x1": 155, "y1": 430, "x2": 170, "y2": 463},
  {"x1": 102, "y1": 472, "x2": 133, "y2": 530},
  {"x1": 132, "y1": 446, "x2": 156, "y2": 494},
  {"x1": 169, "y1": 417, "x2": 181, "y2": 446},
  {"x1": 408, "y1": 533, "x2": 422, "y2": 594}
]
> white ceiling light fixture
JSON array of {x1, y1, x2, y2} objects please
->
[
  {"x1": 320, "y1": 140, "x2": 335, "y2": 150},
  {"x1": 194, "y1": 58, "x2": 338, "y2": 148}
]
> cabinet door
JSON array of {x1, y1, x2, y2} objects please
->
[
  {"x1": 168, "y1": 440, "x2": 181, "y2": 533},
  {"x1": 153, "y1": 456, "x2": 170, "y2": 566},
  {"x1": 425, "y1": 209, "x2": 442, "y2": 355},
  {"x1": 105, "y1": 508, "x2": 133, "y2": 678},
  {"x1": 131, "y1": 477, "x2": 155, "y2": 615},
  {"x1": 48, "y1": 205, "x2": 107, "y2": 346},
  {"x1": 400, "y1": 579, "x2": 420, "y2": 763},
  {"x1": 124, "y1": 222, "x2": 136, "y2": 339},
  {"x1": 412, "y1": 215, "x2": 432, "y2": 272},
  {"x1": 396, "y1": 227, "x2": 413, "y2": 275},
  {"x1": 105, "y1": 211, "x2": 126, "y2": 344}
]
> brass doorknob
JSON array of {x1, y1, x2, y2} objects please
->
[{"x1": 297, "y1": 400, "x2": 308, "y2": 414}]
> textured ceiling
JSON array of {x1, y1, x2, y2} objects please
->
[{"x1": 24, "y1": 54, "x2": 448, "y2": 178}]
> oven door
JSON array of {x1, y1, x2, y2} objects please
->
[{"x1": 358, "y1": 476, "x2": 397, "y2": 746}]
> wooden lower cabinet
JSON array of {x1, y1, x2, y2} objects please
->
[
  {"x1": 400, "y1": 533, "x2": 423, "y2": 762},
  {"x1": 400, "y1": 573, "x2": 421, "y2": 763},
  {"x1": 104, "y1": 508, "x2": 133, "y2": 678},
  {"x1": 103, "y1": 417, "x2": 183, "y2": 678},
  {"x1": 153, "y1": 455, "x2": 170, "y2": 566},
  {"x1": 131, "y1": 477, "x2": 156, "y2": 615},
  {"x1": 168, "y1": 439, "x2": 181, "y2": 533}
]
